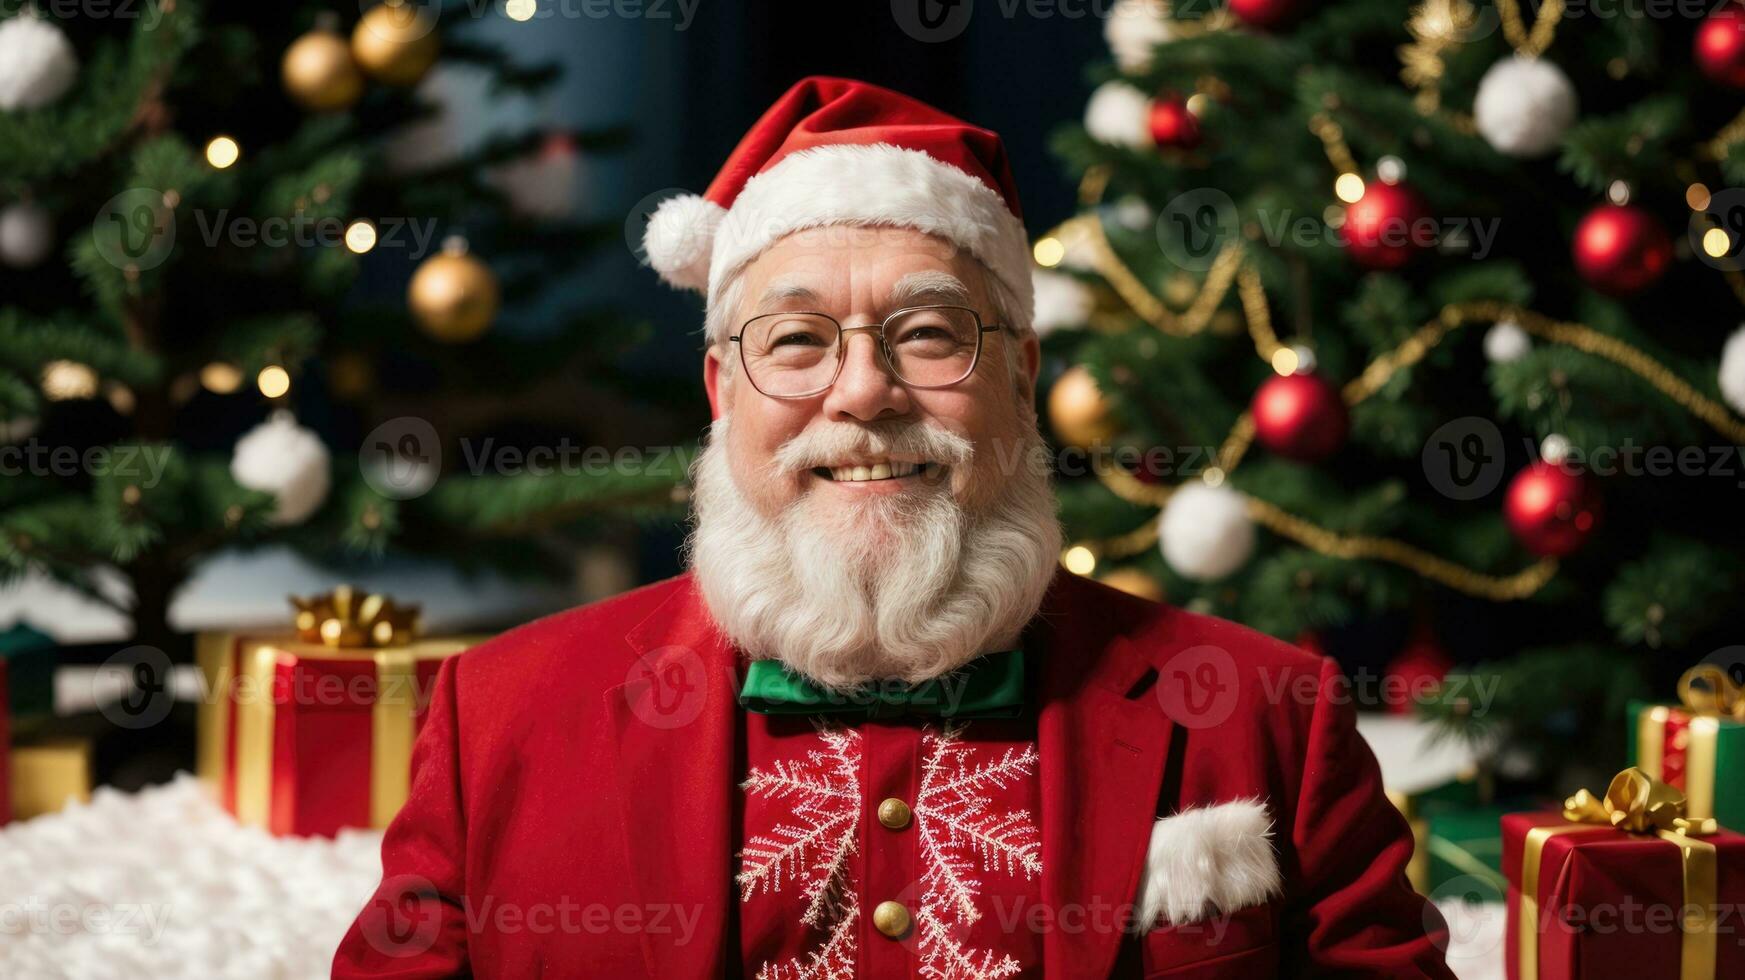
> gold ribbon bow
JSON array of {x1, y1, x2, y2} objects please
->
[
  {"x1": 1562, "y1": 767, "x2": 1718, "y2": 838},
  {"x1": 1520, "y1": 767, "x2": 1719, "y2": 980},
  {"x1": 290, "y1": 585, "x2": 421, "y2": 648},
  {"x1": 1678, "y1": 664, "x2": 1745, "y2": 723}
]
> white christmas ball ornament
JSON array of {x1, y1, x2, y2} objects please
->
[
  {"x1": 1484, "y1": 319, "x2": 1532, "y2": 363},
  {"x1": 1159, "y1": 481, "x2": 1255, "y2": 581},
  {"x1": 1032, "y1": 269, "x2": 1095, "y2": 337},
  {"x1": 1085, "y1": 81, "x2": 1152, "y2": 149},
  {"x1": 0, "y1": 200, "x2": 53, "y2": 267},
  {"x1": 1473, "y1": 55, "x2": 1577, "y2": 159},
  {"x1": 231, "y1": 412, "x2": 332, "y2": 525},
  {"x1": 0, "y1": 14, "x2": 80, "y2": 112},
  {"x1": 1105, "y1": 0, "x2": 1175, "y2": 73},
  {"x1": 1720, "y1": 325, "x2": 1745, "y2": 416}
]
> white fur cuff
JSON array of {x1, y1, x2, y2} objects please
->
[{"x1": 1136, "y1": 799, "x2": 1282, "y2": 930}]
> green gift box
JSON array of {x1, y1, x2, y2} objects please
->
[
  {"x1": 1627, "y1": 693, "x2": 1744, "y2": 831},
  {"x1": 0, "y1": 622, "x2": 56, "y2": 721},
  {"x1": 1421, "y1": 804, "x2": 1508, "y2": 902}
]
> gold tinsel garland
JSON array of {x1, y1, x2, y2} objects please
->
[{"x1": 1051, "y1": 164, "x2": 1745, "y2": 600}]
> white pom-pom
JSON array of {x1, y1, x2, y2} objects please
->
[
  {"x1": 1721, "y1": 325, "x2": 1745, "y2": 415},
  {"x1": 1484, "y1": 319, "x2": 1532, "y2": 363},
  {"x1": 0, "y1": 14, "x2": 80, "y2": 112},
  {"x1": 642, "y1": 193, "x2": 723, "y2": 292},
  {"x1": 231, "y1": 412, "x2": 331, "y2": 526},
  {"x1": 1032, "y1": 269, "x2": 1094, "y2": 337},
  {"x1": 0, "y1": 200, "x2": 53, "y2": 267},
  {"x1": 1159, "y1": 481, "x2": 1255, "y2": 581},
  {"x1": 1474, "y1": 55, "x2": 1577, "y2": 159},
  {"x1": 1085, "y1": 81, "x2": 1152, "y2": 149},
  {"x1": 1105, "y1": 0, "x2": 1174, "y2": 73}
]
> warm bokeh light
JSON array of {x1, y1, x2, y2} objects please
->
[
  {"x1": 1270, "y1": 347, "x2": 1300, "y2": 376},
  {"x1": 41, "y1": 360, "x2": 98, "y2": 400},
  {"x1": 1062, "y1": 545, "x2": 1097, "y2": 576},
  {"x1": 257, "y1": 365, "x2": 291, "y2": 399},
  {"x1": 205, "y1": 136, "x2": 241, "y2": 169},
  {"x1": 201, "y1": 362, "x2": 243, "y2": 394},
  {"x1": 1032, "y1": 236, "x2": 1065, "y2": 267},
  {"x1": 345, "y1": 220, "x2": 378, "y2": 254},
  {"x1": 1687, "y1": 183, "x2": 1712, "y2": 211},
  {"x1": 505, "y1": 0, "x2": 537, "y2": 20},
  {"x1": 1334, "y1": 172, "x2": 1365, "y2": 204},
  {"x1": 1704, "y1": 227, "x2": 1731, "y2": 259}
]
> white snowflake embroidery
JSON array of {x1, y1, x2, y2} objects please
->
[{"x1": 739, "y1": 722, "x2": 1042, "y2": 980}]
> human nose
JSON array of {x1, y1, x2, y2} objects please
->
[{"x1": 819, "y1": 324, "x2": 912, "y2": 422}]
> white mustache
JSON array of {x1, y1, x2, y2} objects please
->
[{"x1": 771, "y1": 420, "x2": 974, "y2": 474}]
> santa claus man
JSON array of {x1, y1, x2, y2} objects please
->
[{"x1": 334, "y1": 76, "x2": 1454, "y2": 979}]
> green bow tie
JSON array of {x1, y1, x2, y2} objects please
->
[{"x1": 737, "y1": 650, "x2": 1026, "y2": 720}]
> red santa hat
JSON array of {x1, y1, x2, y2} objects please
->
[{"x1": 641, "y1": 75, "x2": 1034, "y2": 334}]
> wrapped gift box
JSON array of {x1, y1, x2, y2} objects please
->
[
  {"x1": 1425, "y1": 804, "x2": 1510, "y2": 902},
  {"x1": 1627, "y1": 666, "x2": 1744, "y2": 831},
  {"x1": 196, "y1": 588, "x2": 484, "y2": 837},
  {"x1": 9, "y1": 736, "x2": 93, "y2": 821},
  {"x1": 1504, "y1": 769, "x2": 1745, "y2": 979}
]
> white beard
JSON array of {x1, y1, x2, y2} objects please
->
[{"x1": 686, "y1": 413, "x2": 1062, "y2": 692}]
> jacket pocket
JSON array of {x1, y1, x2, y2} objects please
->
[{"x1": 1139, "y1": 901, "x2": 1277, "y2": 979}]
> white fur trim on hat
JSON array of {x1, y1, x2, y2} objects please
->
[
  {"x1": 643, "y1": 193, "x2": 726, "y2": 291},
  {"x1": 703, "y1": 143, "x2": 1034, "y2": 339},
  {"x1": 1137, "y1": 799, "x2": 1282, "y2": 930}
]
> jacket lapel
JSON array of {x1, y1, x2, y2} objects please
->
[
  {"x1": 1034, "y1": 573, "x2": 1174, "y2": 978},
  {"x1": 603, "y1": 577, "x2": 739, "y2": 980}
]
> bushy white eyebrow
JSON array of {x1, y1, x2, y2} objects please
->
[{"x1": 752, "y1": 270, "x2": 973, "y2": 316}]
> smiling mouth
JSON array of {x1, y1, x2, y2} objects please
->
[{"x1": 810, "y1": 460, "x2": 943, "y2": 483}]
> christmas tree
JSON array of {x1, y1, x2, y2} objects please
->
[
  {"x1": 1044, "y1": 0, "x2": 1745, "y2": 787},
  {"x1": 0, "y1": 1, "x2": 686, "y2": 652}
]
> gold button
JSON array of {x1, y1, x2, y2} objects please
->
[
  {"x1": 877, "y1": 797, "x2": 912, "y2": 830},
  {"x1": 872, "y1": 900, "x2": 911, "y2": 938}
]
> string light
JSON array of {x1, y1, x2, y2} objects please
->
[
  {"x1": 1334, "y1": 172, "x2": 1366, "y2": 204},
  {"x1": 1704, "y1": 227, "x2": 1731, "y2": 259},
  {"x1": 257, "y1": 365, "x2": 291, "y2": 399},
  {"x1": 1032, "y1": 236, "x2": 1065, "y2": 267},
  {"x1": 1062, "y1": 545, "x2": 1097, "y2": 576},
  {"x1": 42, "y1": 360, "x2": 97, "y2": 400},
  {"x1": 205, "y1": 136, "x2": 241, "y2": 169},
  {"x1": 201, "y1": 362, "x2": 243, "y2": 394},
  {"x1": 505, "y1": 0, "x2": 537, "y2": 20},
  {"x1": 345, "y1": 220, "x2": 378, "y2": 254},
  {"x1": 1270, "y1": 347, "x2": 1300, "y2": 376}
]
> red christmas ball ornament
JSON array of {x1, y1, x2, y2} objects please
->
[
  {"x1": 1696, "y1": 4, "x2": 1745, "y2": 88},
  {"x1": 1340, "y1": 180, "x2": 1431, "y2": 270},
  {"x1": 1572, "y1": 203, "x2": 1672, "y2": 296},
  {"x1": 1147, "y1": 93, "x2": 1201, "y2": 150},
  {"x1": 1504, "y1": 461, "x2": 1601, "y2": 557},
  {"x1": 1251, "y1": 371, "x2": 1349, "y2": 462},
  {"x1": 1228, "y1": 0, "x2": 1298, "y2": 28},
  {"x1": 1384, "y1": 627, "x2": 1454, "y2": 716}
]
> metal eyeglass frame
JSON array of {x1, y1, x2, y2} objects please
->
[{"x1": 728, "y1": 304, "x2": 1007, "y2": 399}]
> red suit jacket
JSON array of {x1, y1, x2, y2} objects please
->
[{"x1": 333, "y1": 570, "x2": 1455, "y2": 978}]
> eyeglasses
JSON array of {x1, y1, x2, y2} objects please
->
[{"x1": 729, "y1": 305, "x2": 1006, "y2": 399}]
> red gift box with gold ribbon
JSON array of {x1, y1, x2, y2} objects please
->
[
  {"x1": 1628, "y1": 665, "x2": 1745, "y2": 831},
  {"x1": 1504, "y1": 768, "x2": 1745, "y2": 980},
  {"x1": 195, "y1": 587, "x2": 484, "y2": 837}
]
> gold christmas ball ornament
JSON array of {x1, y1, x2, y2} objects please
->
[
  {"x1": 408, "y1": 238, "x2": 499, "y2": 343},
  {"x1": 282, "y1": 28, "x2": 364, "y2": 111},
  {"x1": 1048, "y1": 364, "x2": 1117, "y2": 449},
  {"x1": 352, "y1": 2, "x2": 440, "y2": 87}
]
